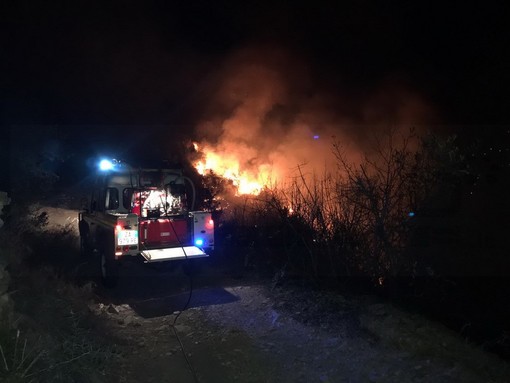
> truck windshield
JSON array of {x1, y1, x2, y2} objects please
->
[{"x1": 131, "y1": 185, "x2": 186, "y2": 217}]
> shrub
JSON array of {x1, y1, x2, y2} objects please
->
[{"x1": 210, "y1": 130, "x2": 466, "y2": 284}]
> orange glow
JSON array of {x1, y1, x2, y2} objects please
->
[
  {"x1": 187, "y1": 46, "x2": 433, "y2": 199},
  {"x1": 193, "y1": 142, "x2": 275, "y2": 195}
]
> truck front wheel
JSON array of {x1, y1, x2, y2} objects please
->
[{"x1": 99, "y1": 247, "x2": 119, "y2": 288}]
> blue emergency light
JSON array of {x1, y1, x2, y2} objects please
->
[
  {"x1": 99, "y1": 159, "x2": 114, "y2": 171},
  {"x1": 194, "y1": 238, "x2": 204, "y2": 247}
]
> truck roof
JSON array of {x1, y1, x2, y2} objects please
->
[{"x1": 100, "y1": 167, "x2": 185, "y2": 189}]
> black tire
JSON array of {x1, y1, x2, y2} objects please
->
[
  {"x1": 79, "y1": 233, "x2": 92, "y2": 258},
  {"x1": 78, "y1": 222, "x2": 92, "y2": 258},
  {"x1": 99, "y1": 246, "x2": 119, "y2": 288}
]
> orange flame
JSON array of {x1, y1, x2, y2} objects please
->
[{"x1": 193, "y1": 143, "x2": 275, "y2": 195}]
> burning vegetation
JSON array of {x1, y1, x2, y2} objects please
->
[
  {"x1": 184, "y1": 45, "x2": 452, "y2": 282},
  {"x1": 190, "y1": 128, "x2": 468, "y2": 284},
  {"x1": 193, "y1": 141, "x2": 270, "y2": 195},
  {"x1": 189, "y1": 44, "x2": 434, "y2": 198},
  {"x1": 180, "y1": 45, "x2": 509, "y2": 287}
]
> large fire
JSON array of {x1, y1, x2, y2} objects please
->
[
  {"x1": 193, "y1": 143, "x2": 275, "y2": 195},
  {"x1": 189, "y1": 47, "x2": 432, "y2": 196}
]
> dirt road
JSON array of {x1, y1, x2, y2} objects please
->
[
  {"x1": 20, "y1": 205, "x2": 508, "y2": 382},
  {"x1": 85, "y1": 259, "x2": 509, "y2": 383}
]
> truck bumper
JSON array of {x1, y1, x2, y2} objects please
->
[{"x1": 140, "y1": 246, "x2": 209, "y2": 263}]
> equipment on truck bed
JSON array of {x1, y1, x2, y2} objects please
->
[{"x1": 78, "y1": 159, "x2": 214, "y2": 287}]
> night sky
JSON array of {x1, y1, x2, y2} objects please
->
[{"x1": 2, "y1": 1, "x2": 509, "y2": 166}]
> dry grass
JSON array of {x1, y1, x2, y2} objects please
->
[
  {"x1": 0, "y1": 209, "x2": 121, "y2": 383},
  {"x1": 1, "y1": 268, "x2": 121, "y2": 383},
  {"x1": 0, "y1": 328, "x2": 44, "y2": 382}
]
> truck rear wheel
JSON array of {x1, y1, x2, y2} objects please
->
[
  {"x1": 99, "y1": 247, "x2": 119, "y2": 288},
  {"x1": 78, "y1": 221, "x2": 92, "y2": 257},
  {"x1": 79, "y1": 233, "x2": 92, "y2": 258}
]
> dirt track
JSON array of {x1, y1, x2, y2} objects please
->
[
  {"x1": 85, "y1": 259, "x2": 509, "y2": 383},
  {"x1": 27, "y1": 205, "x2": 510, "y2": 382}
]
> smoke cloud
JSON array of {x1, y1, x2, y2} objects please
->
[{"x1": 192, "y1": 44, "x2": 435, "y2": 186}]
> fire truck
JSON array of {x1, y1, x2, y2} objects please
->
[{"x1": 78, "y1": 159, "x2": 214, "y2": 287}]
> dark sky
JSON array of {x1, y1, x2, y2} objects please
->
[{"x1": 2, "y1": 1, "x2": 509, "y2": 140}]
